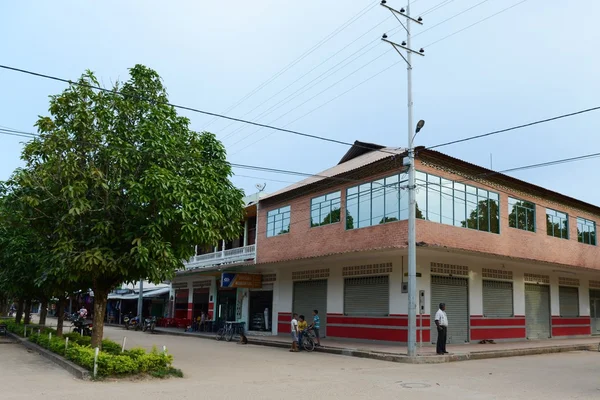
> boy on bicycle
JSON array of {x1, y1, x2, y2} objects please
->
[
  {"x1": 297, "y1": 315, "x2": 308, "y2": 350},
  {"x1": 309, "y1": 309, "x2": 321, "y2": 347}
]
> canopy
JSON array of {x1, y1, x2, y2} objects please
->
[{"x1": 108, "y1": 287, "x2": 170, "y2": 300}]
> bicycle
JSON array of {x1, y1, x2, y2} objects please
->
[
  {"x1": 300, "y1": 328, "x2": 316, "y2": 352},
  {"x1": 216, "y1": 322, "x2": 245, "y2": 342}
]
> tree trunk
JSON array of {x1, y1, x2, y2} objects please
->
[
  {"x1": 23, "y1": 299, "x2": 32, "y2": 324},
  {"x1": 15, "y1": 299, "x2": 24, "y2": 324},
  {"x1": 39, "y1": 300, "x2": 48, "y2": 326},
  {"x1": 56, "y1": 298, "x2": 65, "y2": 337},
  {"x1": 91, "y1": 289, "x2": 108, "y2": 349}
]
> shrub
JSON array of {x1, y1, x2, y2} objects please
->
[{"x1": 101, "y1": 339, "x2": 122, "y2": 355}]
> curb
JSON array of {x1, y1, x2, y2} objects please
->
[
  {"x1": 153, "y1": 328, "x2": 599, "y2": 364},
  {"x1": 8, "y1": 333, "x2": 90, "y2": 380}
]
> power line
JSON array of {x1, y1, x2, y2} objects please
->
[
  {"x1": 218, "y1": 15, "x2": 395, "y2": 140},
  {"x1": 425, "y1": 105, "x2": 600, "y2": 150},
  {"x1": 414, "y1": 0, "x2": 493, "y2": 39},
  {"x1": 424, "y1": 0, "x2": 529, "y2": 47},
  {"x1": 0, "y1": 64, "x2": 396, "y2": 156},
  {"x1": 201, "y1": 0, "x2": 379, "y2": 130}
]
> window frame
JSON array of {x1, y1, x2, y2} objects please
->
[
  {"x1": 310, "y1": 191, "x2": 342, "y2": 228},
  {"x1": 266, "y1": 205, "x2": 291, "y2": 237},
  {"x1": 576, "y1": 216, "x2": 596, "y2": 245},
  {"x1": 508, "y1": 197, "x2": 536, "y2": 233},
  {"x1": 546, "y1": 208, "x2": 569, "y2": 240}
]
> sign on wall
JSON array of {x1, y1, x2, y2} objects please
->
[{"x1": 221, "y1": 273, "x2": 262, "y2": 289}]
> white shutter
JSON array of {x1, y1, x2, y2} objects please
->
[
  {"x1": 344, "y1": 276, "x2": 389, "y2": 316},
  {"x1": 483, "y1": 280, "x2": 513, "y2": 317},
  {"x1": 431, "y1": 276, "x2": 469, "y2": 344},
  {"x1": 525, "y1": 284, "x2": 550, "y2": 339},
  {"x1": 559, "y1": 286, "x2": 579, "y2": 317},
  {"x1": 293, "y1": 280, "x2": 328, "y2": 336}
]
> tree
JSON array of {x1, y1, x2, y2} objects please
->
[
  {"x1": 461, "y1": 199, "x2": 500, "y2": 233},
  {"x1": 312, "y1": 208, "x2": 341, "y2": 227},
  {"x1": 508, "y1": 200, "x2": 535, "y2": 232},
  {"x1": 15, "y1": 65, "x2": 245, "y2": 348}
]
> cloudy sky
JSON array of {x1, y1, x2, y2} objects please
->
[{"x1": 1, "y1": 0, "x2": 599, "y2": 204}]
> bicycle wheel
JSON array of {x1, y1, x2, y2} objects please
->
[
  {"x1": 216, "y1": 328, "x2": 225, "y2": 341},
  {"x1": 225, "y1": 327, "x2": 234, "y2": 342},
  {"x1": 303, "y1": 337, "x2": 315, "y2": 352}
]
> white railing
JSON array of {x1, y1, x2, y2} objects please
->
[{"x1": 185, "y1": 244, "x2": 256, "y2": 269}]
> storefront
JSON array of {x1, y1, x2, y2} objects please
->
[
  {"x1": 248, "y1": 287, "x2": 273, "y2": 331},
  {"x1": 217, "y1": 287, "x2": 237, "y2": 322}
]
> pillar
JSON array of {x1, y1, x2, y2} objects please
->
[
  {"x1": 186, "y1": 280, "x2": 194, "y2": 322},
  {"x1": 469, "y1": 265, "x2": 483, "y2": 316},
  {"x1": 579, "y1": 279, "x2": 590, "y2": 317},
  {"x1": 208, "y1": 276, "x2": 217, "y2": 321},
  {"x1": 326, "y1": 265, "x2": 343, "y2": 315},
  {"x1": 513, "y1": 269, "x2": 525, "y2": 316},
  {"x1": 243, "y1": 220, "x2": 249, "y2": 247},
  {"x1": 550, "y1": 274, "x2": 560, "y2": 316},
  {"x1": 389, "y1": 256, "x2": 407, "y2": 315}
]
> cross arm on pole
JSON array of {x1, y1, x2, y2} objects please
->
[
  {"x1": 379, "y1": 1, "x2": 424, "y2": 25},
  {"x1": 381, "y1": 37, "x2": 425, "y2": 57}
]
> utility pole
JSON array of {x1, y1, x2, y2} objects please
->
[
  {"x1": 137, "y1": 279, "x2": 143, "y2": 320},
  {"x1": 380, "y1": 0, "x2": 425, "y2": 358}
]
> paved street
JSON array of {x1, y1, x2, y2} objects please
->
[{"x1": 1, "y1": 323, "x2": 600, "y2": 399}]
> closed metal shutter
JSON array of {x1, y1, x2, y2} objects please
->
[
  {"x1": 525, "y1": 284, "x2": 550, "y2": 339},
  {"x1": 590, "y1": 289, "x2": 600, "y2": 334},
  {"x1": 430, "y1": 276, "x2": 469, "y2": 344},
  {"x1": 559, "y1": 286, "x2": 579, "y2": 317},
  {"x1": 483, "y1": 280, "x2": 513, "y2": 317},
  {"x1": 293, "y1": 280, "x2": 327, "y2": 336},
  {"x1": 344, "y1": 276, "x2": 389, "y2": 316}
]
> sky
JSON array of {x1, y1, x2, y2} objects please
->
[{"x1": 1, "y1": 0, "x2": 599, "y2": 205}]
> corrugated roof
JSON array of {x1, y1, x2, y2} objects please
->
[{"x1": 262, "y1": 142, "x2": 405, "y2": 201}]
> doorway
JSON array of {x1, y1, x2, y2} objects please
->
[
  {"x1": 590, "y1": 289, "x2": 600, "y2": 335},
  {"x1": 249, "y1": 290, "x2": 273, "y2": 331}
]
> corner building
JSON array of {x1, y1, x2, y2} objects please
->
[{"x1": 257, "y1": 142, "x2": 600, "y2": 344}]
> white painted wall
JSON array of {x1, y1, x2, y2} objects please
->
[
  {"x1": 272, "y1": 277, "x2": 279, "y2": 335},
  {"x1": 416, "y1": 258, "x2": 431, "y2": 315},
  {"x1": 513, "y1": 269, "x2": 526, "y2": 316},
  {"x1": 469, "y1": 264, "x2": 483, "y2": 316},
  {"x1": 549, "y1": 275, "x2": 560, "y2": 316},
  {"x1": 390, "y1": 257, "x2": 407, "y2": 315},
  {"x1": 580, "y1": 279, "x2": 590, "y2": 316},
  {"x1": 327, "y1": 265, "x2": 343, "y2": 314}
]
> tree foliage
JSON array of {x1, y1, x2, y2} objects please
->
[{"x1": 6, "y1": 65, "x2": 244, "y2": 347}]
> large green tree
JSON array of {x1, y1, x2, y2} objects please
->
[{"x1": 15, "y1": 65, "x2": 244, "y2": 347}]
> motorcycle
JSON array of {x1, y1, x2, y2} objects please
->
[
  {"x1": 142, "y1": 316, "x2": 157, "y2": 334},
  {"x1": 123, "y1": 313, "x2": 140, "y2": 331},
  {"x1": 71, "y1": 316, "x2": 92, "y2": 336}
]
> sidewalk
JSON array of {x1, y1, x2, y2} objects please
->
[{"x1": 154, "y1": 326, "x2": 600, "y2": 364}]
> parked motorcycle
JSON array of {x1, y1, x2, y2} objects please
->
[
  {"x1": 71, "y1": 316, "x2": 92, "y2": 336},
  {"x1": 142, "y1": 316, "x2": 157, "y2": 334},
  {"x1": 123, "y1": 313, "x2": 140, "y2": 331}
]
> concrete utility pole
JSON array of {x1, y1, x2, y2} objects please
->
[
  {"x1": 380, "y1": 0, "x2": 425, "y2": 358},
  {"x1": 137, "y1": 279, "x2": 143, "y2": 320}
]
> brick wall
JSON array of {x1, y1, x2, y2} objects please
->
[{"x1": 257, "y1": 160, "x2": 600, "y2": 269}]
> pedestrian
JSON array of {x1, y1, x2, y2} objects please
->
[
  {"x1": 290, "y1": 313, "x2": 299, "y2": 352},
  {"x1": 310, "y1": 309, "x2": 321, "y2": 347},
  {"x1": 79, "y1": 306, "x2": 88, "y2": 320},
  {"x1": 435, "y1": 302, "x2": 448, "y2": 355},
  {"x1": 297, "y1": 315, "x2": 308, "y2": 351}
]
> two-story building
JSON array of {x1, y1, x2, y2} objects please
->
[{"x1": 254, "y1": 141, "x2": 600, "y2": 344}]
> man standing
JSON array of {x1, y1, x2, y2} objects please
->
[
  {"x1": 435, "y1": 303, "x2": 448, "y2": 355},
  {"x1": 290, "y1": 313, "x2": 299, "y2": 352}
]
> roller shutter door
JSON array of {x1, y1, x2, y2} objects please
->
[
  {"x1": 559, "y1": 286, "x2": 579, "y2": 317},
  {"x1": 293, "y1": 280, "x2": 327, "y2": 336},
  {"x1": 431, "y1": 276, "x2": 469, "y2": 344},
  {"x1": 590, "y1": 289, "x2": 600, "y2": 334},
  {"x1": 525, "y1": 284, "x2": 550, "y2": 339},
  {"x1": 344, "y1": 276, "x2": 389, "y2": 316},
  {"x1": 483, "y1": 280, "x2": 513, "y2": 317}
]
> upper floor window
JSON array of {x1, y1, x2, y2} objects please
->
[
  {"x1": 577, "y1": 217, "x2": 596, "y2": 245},
  {"x1": 546, "y1": 208, "x2": 568, "y2": 239},
  {"x1": 345, "y1": 172, "x2": 408, "y2": 230},
  {"x1": 415, "y1": 171, "x2": 500, "y2": 234},
  {"x1": 311, "y1": 191, "x2": 341, "y2": 227},
  {"x1": 266, "y1": 206, "x2": 291, "y2": 237},
  {"x1": 508, "y1": 197, "x2": 535, "y2": 232}
]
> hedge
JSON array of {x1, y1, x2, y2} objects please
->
[{"x1": 1, "y1": 320, "x2": 181, "y2": 378}]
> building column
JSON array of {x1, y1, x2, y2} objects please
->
[
  {"x1": 208, "y1": 276, "x2": 217, "y2": 321},
  {"x1": 272, "y1": 275, "x2": 279, "y2": 335},
  {"x1": 326, "y1": 265, "x2": 343, "y2": 315},
  {"x1": 243, "y1": 220, "x2": 249, "y2": 247},
  {"x1": 469, "y1": 265, "x2": 483, "y2": 317},
  {"x1": 389, "y1": 256, "x2": 407, "y2": 315},
  {"x1": 186, "y1": 280, "x2": 194, "y2": 322},
  {"x1": 580, "y1": 279, "x2": 590, "y2": 317},
  {"x1": 513, "y1": 269, "x2": 525, "y2": 317},
  {"x1": 550, "y1": 274, "x2": 560, "y2": 317},
  {"x1": 275, "y1": 268, "x2": 293, "y2": 334}
]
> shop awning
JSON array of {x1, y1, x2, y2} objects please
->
[{"x1": 108, "y1": 287, "x2": 170, "y2": 300}]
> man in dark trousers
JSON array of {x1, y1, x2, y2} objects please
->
[{"x1": 435, "y1": 303, "x2": 448, "y2": 355}]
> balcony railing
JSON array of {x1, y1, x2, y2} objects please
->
[{"x1": 185, "y1": 244, "x2": 256, "y2": 270}]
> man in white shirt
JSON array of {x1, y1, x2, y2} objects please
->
[
  {"x1": 290, "y1": 313, "x2": 299, "y2": 352},
  {"x1": 435, "y1": 303, "x2": 448, "y2": 355}
]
